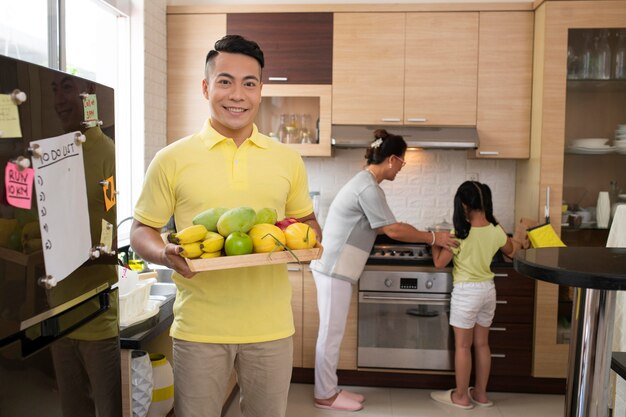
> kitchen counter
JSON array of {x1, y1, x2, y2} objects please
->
[
  {"x1": 120, "y1": 296, "x2": 174, "y2": 350},
  {"x1": 515, "y1": 247, "x2": 626, "y2": 417}
]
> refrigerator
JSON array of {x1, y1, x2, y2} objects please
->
[{"x1": 0, "y1": 54, "x2": 121, "y2": 417}]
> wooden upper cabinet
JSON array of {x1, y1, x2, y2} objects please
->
[
  {"x1": 333, "y1": 12, "x2": 479, "y2": 127},
  {"x1": 404, "y1": 12, "x2": 479, "y2": 126},
  {"x1": 332, "y1": 13, "x2": 406, "y2": 125},
  {"x1": 227, "y1": 13, "x2": 333, "y2": 84},
  {"x1": 167, "y1": 14, "x2": 226, "y2": 143},
  {"x1": 473, "y1": 12, "x2": 533, "y2": 159}
]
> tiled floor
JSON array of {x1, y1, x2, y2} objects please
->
[{"x1": 223, "y1": 383, "x2": 565, "y2": 417}]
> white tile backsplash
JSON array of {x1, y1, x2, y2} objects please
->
[{"x1": 304, "y1": 148, "x2": 516, "y2": 232}]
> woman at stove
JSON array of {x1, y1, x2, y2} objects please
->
[{"x1": 309, "y1": 129, "x2": 458, "y2": 412}]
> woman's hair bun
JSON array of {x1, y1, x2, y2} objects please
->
[{"x1": 373, "y1": 129, "x2": 389, "y2": 140}]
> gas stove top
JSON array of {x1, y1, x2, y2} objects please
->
[{"x1": 367, "y1": 236, "x2": 434, "y2": 265}]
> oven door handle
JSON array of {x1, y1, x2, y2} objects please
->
[{"x1": 360, "y1": 294, "x2": 450, "y2": 304}]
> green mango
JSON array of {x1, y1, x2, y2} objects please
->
[
  {"x1": 254, "y1": 207, "x2": 278, "y2": 225},
  {"x1": 216, "y1": 207, "x2": 256, "y2": 237},
  {"x1": 192, "y1": 207, "x2": 228, "y2": 232}
]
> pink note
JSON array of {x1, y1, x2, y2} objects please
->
[{"x1": 5, "y1": 161, "x2": 34, "y2": 209}]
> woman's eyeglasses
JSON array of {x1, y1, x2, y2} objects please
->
[{"x1": 394, "y1": 155, "x2": 406, "y2": 167}]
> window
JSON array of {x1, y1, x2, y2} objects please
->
[
  {"x1": 0, "y1": 1, "x2": 51, "y2": 67},
  {"x1": 0, "y1": 0, "x2": 134, "y2": 244}
]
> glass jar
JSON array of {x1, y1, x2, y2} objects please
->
[
  {"x1": 591, "y1": 29, "x2": 611, "y2": 80},
  {"x1": 277, "y1": 114, "x2": 288, "y2": 143},
  {"x1": 614, "y1": 29, "x2": 626, "y2": 80},
  {"x1": 579, "y1": 31, "x2": 593, "y2": 79},
  {"x1": 286, "y1": 114, "x2": 300, "y2": 144},
  {"x1": 567, "y1": 32, "x2": 581, "y2": 80}
]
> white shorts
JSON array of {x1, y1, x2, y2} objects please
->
[{"x1": 449, "y1": 280, "x2": 496, "y2": 329}]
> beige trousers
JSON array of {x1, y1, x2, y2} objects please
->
[{"x1": 173, "y1": 337, "x2": 293, "y2": 417}]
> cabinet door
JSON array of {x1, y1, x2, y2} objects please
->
[
  {"x1": 474, "y1": 12, "x2": 533, "y2": 159},
  {"x1": 227, "y1": 13, "x2": 333, "y2": 84},
  {"x1": 404, "y1": 12, "x2": 479, "y2": 126},
  {"x1": 332, "y1": 13, "x2": 405, "y2": 125},
  {"x1": 288, "y1": 266, "x2": 304, "y2": 367},
  {"x1": 167, "y1": 14, "x2": 226, "y2": 143}
]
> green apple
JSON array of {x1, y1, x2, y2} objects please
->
[{"x1": 224, "y1": 232, "x2": 253, "y2": 256}]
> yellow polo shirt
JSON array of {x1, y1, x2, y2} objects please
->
[{"x1": 134, "y1": 120, "x2": 313, "y2": 343}]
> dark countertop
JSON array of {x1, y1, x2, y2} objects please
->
[
  {"x1": 514, "y1": 247, "x2": 626, "y2": 290},
  {"x1": 612, "y1": 352, "x2": 626, "y2": 380},
  {"x1": 120, "y1": 296, "x2": 174, "y2": 350}
]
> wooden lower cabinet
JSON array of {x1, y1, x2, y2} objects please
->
[
  {"x1": 295, "y1": 265, "x2": 358, "y2": 370},
  {"x1": 491, "y1": 268, "x2": 535, "y2": 377}
]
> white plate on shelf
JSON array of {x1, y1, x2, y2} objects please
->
[
  {"x1": 119, "y1": 299, "x2": 160, "y2": 328},
  {"x1": 571, "y1": 138, "x2": 609, "y2": 148},
  {"x1": 566, "y1": 146, "x2": 615, "y2": 155}
]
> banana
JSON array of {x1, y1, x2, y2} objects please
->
[
  {"x1": 179, "y1": 242, "x2": 203, "y2": 259},
  {"x1": 200, "y1": 251, "x2": 221, "y2": 259},
  {"x1": 200, "y1": 232, "x2": 224, "y2": 253},
  {"x1": 169, "y1": 224, "x2": 208, "y2": 245}
]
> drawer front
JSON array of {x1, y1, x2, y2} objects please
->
[
  {"x1": 489, "y1": 348, "x2": 532, "y2": 376},
  {"x1": 494, "y1": 270, "x2": 535, "y2": 297},
  {"x1": 494, "y1": 296, "x2": 534, "y2": 323},
  {"x1": 489, "y1": 323, "x2": 532, "y2": 349}
]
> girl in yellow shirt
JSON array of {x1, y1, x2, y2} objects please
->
[{"x1": 430, "y1": 181, "x2": 515, "y2": 410}]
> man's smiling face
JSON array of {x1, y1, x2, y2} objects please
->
[{"x1": 203, "y1": 52, "x2": 263, "y2": 142}]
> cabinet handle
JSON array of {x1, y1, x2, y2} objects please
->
[
  {"x1": 496, "y1": 300, "x2": 508, "y2": 305},
  {"x1": 491, "y1": 353, "x2": 506, "y2": 358},
  {"x1": 494, "y1": 273, "x2": 509, "y2": 277},
  {"x1": 406, "y1": 117, "x2": 428, "y2": 123},
  {"x1": 268, "y1": 76, "x2": 288, "y2": 82},
  {"x1": 490, "y1": 327, "x2": 507, "y2": 332},
  {"x1": 287, "y1": 266, "x2": 302, "y2": 272},
  {"x1": 479, "y1": 151, "x2": 500, "y2": 156},
  {"x1": 381, "y1": 118, "x2": 401, "y2": 122}
]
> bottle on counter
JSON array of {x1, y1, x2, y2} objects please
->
[{"x1": 277, "y1": 114, "x2": 288, "y2": 143}]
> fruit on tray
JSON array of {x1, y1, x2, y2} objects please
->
[
  {"x1": 200, "y1": 251, "x2": 221, "y2": 259},
  {"x1": 254, "y1": 208, "x2": 278, "y2": 225},
  {"x1": 284, "y1": 222, "x2": 317, "y2": 250},
  {"x1": 224, "y1": 231, "x2": 254, "y2": 256},
  {"x1": 168, "y1": 224, "x2": 208, "y2": 245},
  {"x1": 275, "y1": 217, "x2": 298, "y2": 230},
  {"x1": 179, "y1": 241, "x2": 203, "y2": 259},
  {"x1": 248, "y1": 224, "x2": 286, "y2": 253},
  {"x1": 217, "y1": 207, "x2": 256, "y2": 236},
  {"x1": 200, "y1": 231, "x2": 225, "y2": 253},
  {"x1": 192, "y1": 207, "x2": 228, "y2": 232}
]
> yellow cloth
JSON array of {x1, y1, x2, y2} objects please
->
[
  {"x1": 451, "y1": 224, "x2": 508, "y2": 284},
  {"x1": 527, "y1": 223, "x2": 566, "y2": 248},
  {"x1": 134, "y1": 120, "x2": 313, "y2": 343}
]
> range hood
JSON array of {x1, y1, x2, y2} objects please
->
[{"x1": 331, "y1": 125, "x2": 479, "y2": 150}]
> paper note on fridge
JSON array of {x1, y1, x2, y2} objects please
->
[
  {"x1": 30, "y1": 132, "x2": 90, "y2": 283},
  {"x1": 0, "y1": 94, "x2": 22, "y2": 138}
]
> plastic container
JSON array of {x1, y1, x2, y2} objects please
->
[{"x1": 119, "y1": 278, "x2": 157, "y2": 324}]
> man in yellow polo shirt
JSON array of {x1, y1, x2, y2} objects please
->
[{"x1": 130, "y1": 35, "x2": 321, "y2": 417}]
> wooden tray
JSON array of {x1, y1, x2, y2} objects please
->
[{"x1": 185, "y1": 243, "x2": 323, "y2": 272}]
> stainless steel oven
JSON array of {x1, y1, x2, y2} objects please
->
[{"x1": 357, "y1": 239, "x2": 454, "y2": 371}]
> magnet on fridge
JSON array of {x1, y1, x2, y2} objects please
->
[{"x1": 101, "y1": 175, "x2": 116, "y2": 211}]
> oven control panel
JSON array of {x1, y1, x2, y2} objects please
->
[{"x1": 359, "y1": 269, "x2": 452, "y2": 294}]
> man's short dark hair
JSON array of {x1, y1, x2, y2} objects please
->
[{"x1": 204, "y1": 35, "x2": 264, "y2": 79}]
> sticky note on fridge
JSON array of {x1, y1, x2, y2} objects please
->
[
  {"x1": 100, "y1": 219, "x2": 113, "y2": 252},
  {"x1": 0, "y1": 94, "x2": 22, "y2": 138},
  {"x1": 5, "y1": 161, "x2": 34, "y2": 209},
  {"x1": 82, "y1": 93, "x2": 99, "y2": 127}
]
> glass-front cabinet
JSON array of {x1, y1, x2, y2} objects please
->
[{"x1": 515, "y1": 1, "x2": 626, "y2": 379}]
